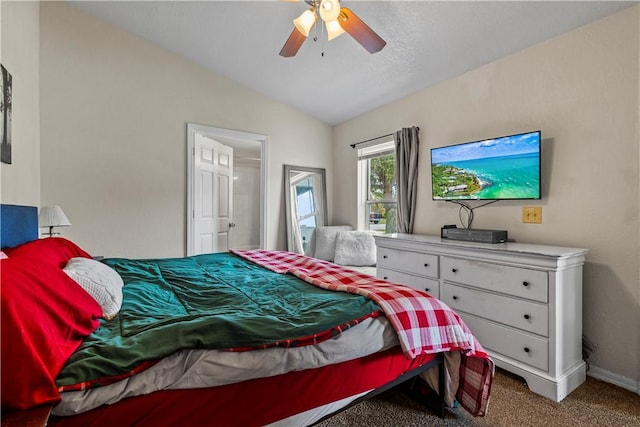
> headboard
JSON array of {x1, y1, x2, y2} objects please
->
[{"x1": 0, "y1": 204, "x2": 39, "y2": 249}]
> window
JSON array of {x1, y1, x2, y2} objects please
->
[{"x1": 357, "y1": 140, "x2": 397, "y2": 233}]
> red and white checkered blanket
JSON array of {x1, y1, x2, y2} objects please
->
[{"x1": 231, "y1": 249, "x2": 494, "y2": 416}]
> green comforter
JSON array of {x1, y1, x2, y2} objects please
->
[{"x1": 56, "y1": 253, "x2": 381, "y2": 387}]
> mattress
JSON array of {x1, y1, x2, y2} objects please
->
[{"x1": 54, "y1": 316, "x2": 401, "y2": 415}]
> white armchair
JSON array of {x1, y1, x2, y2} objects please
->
[{"x1": 305, "y1": 226, "x2": 377, "y2": 276}]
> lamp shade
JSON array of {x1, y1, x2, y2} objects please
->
[
  {"x1": 319, "y1": 0, "x2": 341, "y2": 22},
  {"x1": 325, "y1": 19, "x2": 345, "y2": 41},
  {"x1": 38, "y1": 206, "x2": 71, "y2": 228},
  {"x1": 293, "y1": 9, "x2": 316, "y2": 37}
]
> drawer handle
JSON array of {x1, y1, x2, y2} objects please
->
[
  {"x1": 383, "y1": 255, "x2": 388, "y2": 259},
  {"x1": 424, "y1": 263, "x2": 429, "y2": 267},
  {"x1": 524, "y1": 347, "x2": 530, "y2": 353},
  {"x1": 522, "y1": 281, "x2": 529, "y2": 287},
  {"x1": 451, "y1": 268, "x2": 458, "y2": 273},
  {"x1": 524, "y1": 314, "x2": 531, "y2": 320},
  {"x1": 452, "y1": 295, "x2": 458, "y2": 300},
  {"x1": 383, "y1": 276, "x2": 388, "y2": 280},
  {"x1": 425, "y1": 287, "x2": 430, "y2": 292}
]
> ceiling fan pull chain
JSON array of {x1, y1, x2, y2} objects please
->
[
  {"x1": 321, "y1": 18, "x2": 326, "y2": 56},
  {"x1": 313, "y1": 13, "x2": 319, "y2": 43}
]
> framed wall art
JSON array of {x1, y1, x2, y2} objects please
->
[{"x1": 1, "y1": 64, "x2": 13, "y2": 165}]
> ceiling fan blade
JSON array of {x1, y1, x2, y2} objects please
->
[
  {"x1": 338, "y1": 7, "x2": 386, "y2": 54},
  {"x1": 279, "y1": 27, "x2": 307, "y2": 57}
]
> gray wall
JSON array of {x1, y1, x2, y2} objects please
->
[{"x1": 0, "y1": 1, "x2": 40, "y2": 205}]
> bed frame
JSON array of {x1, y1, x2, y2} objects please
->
[
  {"x1": 0, "y1": 204, "x2": 446, "y2": 426},
  {"x1": 312, "y1": 353, "x2": 446, "y2": 424}
]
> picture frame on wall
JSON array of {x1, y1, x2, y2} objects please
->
[{"x1": 1, "y1": 64, "x2": 13, "y2": 165}]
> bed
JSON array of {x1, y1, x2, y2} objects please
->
[{"x1": 0, "y1": 204, "x2": 493, "y2": 426}]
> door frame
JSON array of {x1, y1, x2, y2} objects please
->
[{"x1": 187, "y1": 123, "x2": 269, "y2": 256}]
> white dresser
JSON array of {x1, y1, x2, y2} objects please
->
[{"x1": 375, "y1": 233, "x2": 588, "y2": 402}]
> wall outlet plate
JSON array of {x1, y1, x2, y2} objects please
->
[{"x1": 523, "y1": 207, "x2": 542, "y2": 224}]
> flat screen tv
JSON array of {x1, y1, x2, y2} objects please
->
[{"x1": 431, "y1": 130, "x2": 541, "y2": 200}]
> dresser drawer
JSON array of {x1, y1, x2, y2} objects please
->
[
  {"x1": 377, "y1": 247, "x2": 439, "y2": 278},
  {"x1": 377, "y1": 268, "x2": 440, "y2": 298},
  {"x1": 441, "y1": 257, "x2": 548, "y2": 303},
  {"x1": 442, "y1": 284, "x2": 548, "y2": 337},
  {"x1": 459, "y1": 313, "x2": 549, "y2": 372}
]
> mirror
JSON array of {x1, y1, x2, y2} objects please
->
[{"x1": 284, "y1": 165, "x2": 328, "y2": 254}]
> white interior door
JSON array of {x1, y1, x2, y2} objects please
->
[
  {"x1": 193, "y1": 133, "x2": 234, "y2": 254},
  {"x1": 187, "y1": 123, "x2": 269, "y2": 257}
]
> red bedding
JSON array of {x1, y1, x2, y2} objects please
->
[
  {"x1": 49, "y1": 346, "x2": 438, "y2": 427},
  {"x1": 4, "y1": 236, "x2": 92, "y2": 268},
  {"x1": 1, "y1": 255, "x2": 101, "y2": 410}
]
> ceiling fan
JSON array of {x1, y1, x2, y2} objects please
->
[{"x1": 280, "y1": 0, "x2": 386, "y2": 57}]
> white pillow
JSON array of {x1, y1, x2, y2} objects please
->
[
  {"x1": 334, "y1": 231, "x2": 377, "y2": 267},
  {"x1": 313, "y1": 226, "x2": 353, "y2": 261},
  {"x1": 63, "y1": 257, "x2": 124, "y2": 320}
]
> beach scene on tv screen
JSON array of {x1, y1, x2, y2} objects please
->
[{"x1": 431, "y1": 132, "x2": 540, "y2": 200}]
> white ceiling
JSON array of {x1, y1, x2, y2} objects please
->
[{"x1": 70, "y1": 1, "x2": 636, "y2": 126}]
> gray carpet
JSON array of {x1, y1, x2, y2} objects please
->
[{"x1": 316, "y1": 369, "x2": 640, "y2": 426}]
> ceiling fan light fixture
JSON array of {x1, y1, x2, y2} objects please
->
[
  {"x1": 280, "y1": 2, "x2": 386, "y2": 57},
  {"x1": 319, "y1": 0, "x2": 341, "y2": 22},
  {"x1": 325, "y1": 19, "x2": 345, "y2": 41},
  {"x1": 293, "y1": 9, "x2": 316, "y2": 37}
]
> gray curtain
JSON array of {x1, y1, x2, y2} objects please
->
[{"x1": 394, "y1": 127, "x2": 420, "y2": 234}]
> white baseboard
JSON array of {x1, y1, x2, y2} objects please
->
[{"x1": 587, "y1": 365, "x2": 640, "y2": 395}]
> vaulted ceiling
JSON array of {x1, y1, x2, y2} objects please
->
[{"x1": 70, "y1": 1, "x2": 636, "y2": 125}]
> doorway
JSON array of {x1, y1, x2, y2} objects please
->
[{"x1": 187, "y1": 123, "x2": 268, "y2": 256}]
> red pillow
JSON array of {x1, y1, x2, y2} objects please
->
[
  {"x1": 1, "y1": 257, "x2": 102, "y2": 410},
  {"x1": 4, "y1": 237, "x2": 91, "y2": 268}
]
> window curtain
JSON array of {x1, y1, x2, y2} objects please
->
[{"x1": 394, "y1": 127, "x2": 420, "y2": 234}]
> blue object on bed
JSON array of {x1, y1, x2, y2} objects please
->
[{"x1": 0, "y1": 204, "x2": 38, "y2": 249}]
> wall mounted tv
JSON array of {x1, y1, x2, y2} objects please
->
[{"x1": 431, "y1": 130, "x2": 541, "y2": 200}]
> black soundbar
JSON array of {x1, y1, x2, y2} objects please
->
[{"x1": 440, "y1": 226, "x2": 508, "y2": 244}]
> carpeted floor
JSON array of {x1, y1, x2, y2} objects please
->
[{"x1": 316, "y1": 368, "x2": 640, "y2": 426}]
